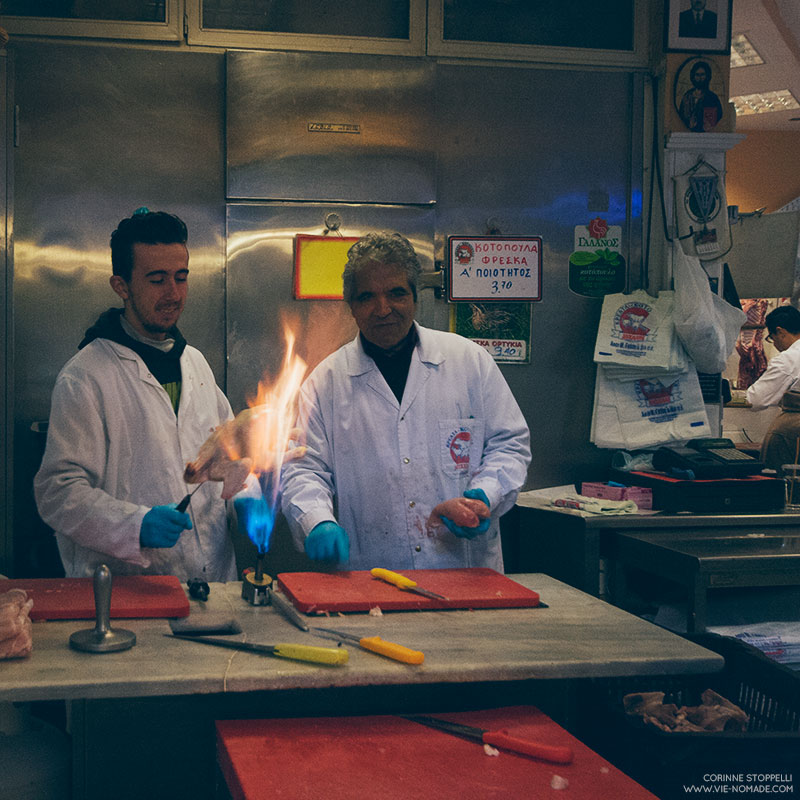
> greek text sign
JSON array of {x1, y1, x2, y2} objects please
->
[
  {"x1": 569, "y1": 218, "x2": 625, "y2": 298},
  {"x1": 447, "y1": 236, "x2": 542, "y2": 301}
]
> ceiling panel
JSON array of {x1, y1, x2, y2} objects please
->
[{"x1": 730, "y1": 0, "x2": 800, "y2": 131}]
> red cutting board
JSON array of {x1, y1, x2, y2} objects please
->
[
  {"x1": 1, "y1": 575, "x2": 190, "y2": 620},
  {"x1": 216, "y1": 706, "x2": 658, "y2": 800},
  {"x1": 276, "y1": 568, "x2": 540, "y2": 613}
]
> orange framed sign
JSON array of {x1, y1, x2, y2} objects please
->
[{"x1": 293, "y1": 234, "x2": 360, "y2": 299}]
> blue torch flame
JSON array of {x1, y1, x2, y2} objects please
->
[{"x1": 235, "y1": 471, "x2": 279, "y2": 555}]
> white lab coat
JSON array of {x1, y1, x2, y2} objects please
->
[
  {"x1": 746, "y1": 338, "x2": 800, "y2": 410},
  {"x1": 280, "y1": 323, "x2": 531, "y2": 571},
  {"x1": 34, "y1": 338, "x2": 238, "y2": 581}
]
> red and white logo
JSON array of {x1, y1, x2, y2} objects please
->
[
  {"x1": 613, "y1": 301, "x2": 652, "y2": 342},
  {"x1": 447, "y1": 429, "x2": 472, "y2": 469},
  {"x1": 588, "y1": 217, "x2": 609, "y2": 239},
  {"x1": 454, "y1": 242, "x2": 475, "y2": 265}
]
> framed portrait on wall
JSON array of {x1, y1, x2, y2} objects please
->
[
  {"x1": 671, "y1": 55, "x2": 730, "y2": 133},
  {"x1": 665, "y1": 0, "x2": 732, "y2": 54}
]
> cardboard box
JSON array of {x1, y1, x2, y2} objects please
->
[{"x1": 580, "y1": 482, "x2": 653, "y2": 510}]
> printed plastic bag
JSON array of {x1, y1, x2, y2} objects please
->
[
  {"x1": 591, "y1": 367, "x2": 628, "y2": 449},
  {"x1": 592, "y1": 364, "x2": 710, "y2": 450},
  {"x1": 672, "y1": 243, "x2": 746, "y2": 373},
  {"x1": 594, "y1": 290, "x2": 685, "y2": 371}
]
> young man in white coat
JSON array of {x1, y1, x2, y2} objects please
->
[
  {"x1": 280, "y1": 231, "x2": 531, "y2": 572},
  {"x1": 35, "y1": 209, "x2": 238, "y2": 581}
]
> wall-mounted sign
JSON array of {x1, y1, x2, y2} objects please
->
[
  {"x1": 293, "y1": 234, "x2": 360, "y2": 299},
  {"x1": 568, "y1": 218, "x2": 625, "y2": 298},
  {"x1": 447, "y1": 235, "x2": 542, "y2": 302},
  {"x1": 452, "y1": 302, "x2": 532, "y2": 364}
]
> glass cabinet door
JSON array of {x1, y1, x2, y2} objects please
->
[
  {"x1": 187, "y1": 0, "x2": 426, "y2": 55},
  {"x1": 428, "y1": 0, "x2": 646, "y2": 67},
  {"x1": 1, "y1": 0, "x2": 181, "y2": 40}
]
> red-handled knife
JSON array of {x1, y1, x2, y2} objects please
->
[{"x1": 400, "y1": 715, "x2": 574, "y2": 764}]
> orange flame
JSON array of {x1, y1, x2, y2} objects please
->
[
  {"x1": 182, "y1": 323, "x2": 310, "y2": 528},
  {"x1": 245, "y1": 327, "x2": 308, "y2": 500}
]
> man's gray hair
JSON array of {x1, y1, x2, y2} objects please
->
[{"x1": 342, "y1": 231, "x2": 422, "y2": 303}]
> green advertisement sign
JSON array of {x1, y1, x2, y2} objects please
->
[{"x1": 569, "y1": 218, "x2": 626, "y2": 298}]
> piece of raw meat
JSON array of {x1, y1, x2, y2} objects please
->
[
  {"x1": 426, "y1": 497, "x2": 490, "y2": 531},
  {"x1": 0, "y1": 589, "x2": 33, "y2": 659},
  {"x1": 184, "y1": 406, "x2": 306, "y2": 499}
]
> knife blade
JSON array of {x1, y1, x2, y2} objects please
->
[
  {"x1": 370, "y1": 568, "x2": 448, "y2": 600},
  {"x1": 401, "y1": 715, "x2": 574, "y2": 764},
  {"x1": 164, "y1": 634, "x2": 348, "y2": 665},
  {"x1": 269, "y1": 588, "x2": 309, "y2": 632},
  {"x1": 311, "y1": 626, "x2": 424, "y2": 664}
]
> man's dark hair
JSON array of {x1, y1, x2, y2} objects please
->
[
  {"x1": 110, "y1": 209, "x2": 188, "y2": 281},
  {"x1": 766, "y1": 305, "x2": 800, "y2": 336}
]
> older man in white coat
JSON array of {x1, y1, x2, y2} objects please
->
[
  {"x1": 280, "y1": 231, "x2": 531, "y2": 572},
  {"x1": 35, "y1": 209, "x2": 238, "y2": 581}
]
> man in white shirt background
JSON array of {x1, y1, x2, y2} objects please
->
[{"x1": 746, "y1": 305, "x2": 800, "y2": 471}]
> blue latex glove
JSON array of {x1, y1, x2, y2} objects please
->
[
  {"x1": 140, "y1": 503, "x2": 192, "y2": 549},
  {"x1": 441, "y1": 488, "x2": 491, "y2": 540},
  {"x1": 304, "y1": 521, "x2": 350, "y2": 563},
  {"x1": 234, "y1": 496, "x2": 276, "y2": 553}
]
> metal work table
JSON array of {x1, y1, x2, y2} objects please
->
[
  {"x1": 608, "y1": 528, "x2": 800, "y2": 633},
  {"x1": 0, "y1": 574, "x2": 723, "y2": 799},
  {"x1": 508, "y1": 499, "x2": 800, "y2": 599}
]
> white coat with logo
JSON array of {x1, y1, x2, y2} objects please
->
[
  {"x1": 280, "y1": 323, "x2": 531, "y2": 571},
  {"x1": 34, "y1": 338, "x2": 238, "y2": 580}
]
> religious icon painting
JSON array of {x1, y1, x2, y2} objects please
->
[{"x1": 672, "y1": 55, "x2": 728, "y2": 133}]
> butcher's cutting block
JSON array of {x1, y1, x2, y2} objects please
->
[
  {"x1": 1, "y1": 575, "x2": 190, "y2": 620},
  {"x1": 276, "y1": 568, "x2": 540, "y2": 613},
  {"x1": 216, "y1": 706, "x2": 658, "y2": 800}
]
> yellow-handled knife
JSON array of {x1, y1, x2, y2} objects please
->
[
  {"x1": 165, "y1": 634, "x2": 349, "y2": 665},
  {"x1": 312, "y1": 626, "x2": 425, "y2": 665},
  {"x1": 370, "y1": 567, "x2": 448, "y2": 600}
]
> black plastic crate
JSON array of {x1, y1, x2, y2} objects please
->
[{"x1": 575, "y1": 632, "x2": 800, "y2": 799}]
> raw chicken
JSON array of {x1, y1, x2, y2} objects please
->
[
  {"x1": 0, "y1": 589, "x2": 33, "y2": 660},
  {"x1": 623, "y1": 688, "x2": 749, "y2": 732},
  {"x1": 427, "y1": 496, "x2": 490, "y2": 531},
  {"x1": 184, "y1": 405, "x2": 306, "y2": 499}
]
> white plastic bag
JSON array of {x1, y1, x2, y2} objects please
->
[
  {"x1": 672, "y1": 243, "x2": 746, "y2": 373},
  {"x1": 594, "y1": 290, "x2": 685, "y2": 371},
  {"x1": 592, "y1": 364, "x2": 710, "y2": 450}
]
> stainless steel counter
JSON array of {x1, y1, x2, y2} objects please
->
[{"x1": 509, "y1": 503, "x2": 800, "y2": 597}]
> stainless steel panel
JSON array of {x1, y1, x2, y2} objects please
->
[
  {"x1": 226, "y1": 50, "x2": 435, "y2": 204},
  {"x1": 13, "y1": 42, "x2": 226, "y2": 422},
  {"x1": 11, "y1": 42, "x2": 225, "y2": 575},
  {"x1": 226, "y1": 202, "x2": 436, "y2": 411},
  {"x1": 435, "y1": 64, "x2": 643, "y2": 489},
  {"x1": 1, "y1": 52, "x2": 12, "y2": 575}
]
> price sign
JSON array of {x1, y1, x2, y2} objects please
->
[
  {"x1": 475, "y1": 338, "x2": 527, "y2": 363},
  {"x1": 447, "y1": 236, "x2": 542, "y2": 301}
]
